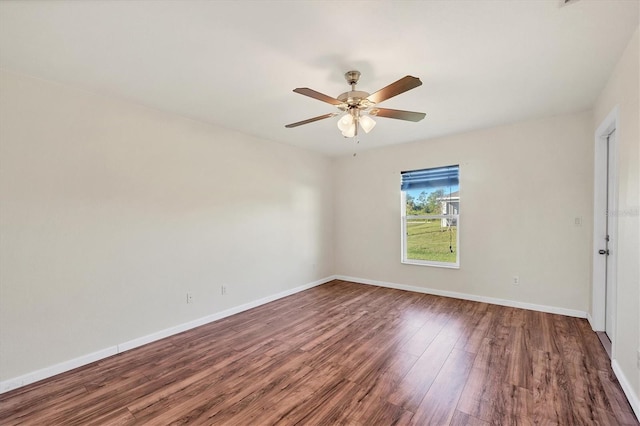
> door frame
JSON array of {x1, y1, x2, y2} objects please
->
[{"x1": 591, "y1": 106, "x2": 619, "y2": 354}]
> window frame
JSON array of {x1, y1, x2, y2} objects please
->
[{"x1": 400, "y1": 168, "x2": 460, "y2": 269}]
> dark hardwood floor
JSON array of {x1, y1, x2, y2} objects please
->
[{"x1": 1, "y1": 280, "x2": 637, "y2": 425}]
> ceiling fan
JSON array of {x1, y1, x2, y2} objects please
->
[{"x1": 285, "y1": 70, "x2": 426, "y2": 138}]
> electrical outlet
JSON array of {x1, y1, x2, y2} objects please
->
[
  {"x1": 186, "y1": 292, "x2": 193, "y2": 304},
  {"x1": 513, "y1": 276, "x2": 520, "y2": 285},
  {"x1": 221, "y1": 285, "x2": 227, "y2": 295}
]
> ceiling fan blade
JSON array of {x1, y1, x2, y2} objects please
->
[
  {"x1": 370, "y1": 108, "x2": 426, "y2": 122},
  {"x1": 367, "y1": 76, "x2": 422, "y2": 104},
  {"x1": 293, "y1": 88, "x2": 343, "y2": 105},
  {"x1": 285, "y1": 113, "x2": 339, "y2": 128}
]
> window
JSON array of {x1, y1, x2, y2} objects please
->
[{"x1": 401, "y1": 165, "x2": 460, "y2": 268}]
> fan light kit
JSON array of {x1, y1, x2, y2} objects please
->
[{"x1": 285, "y1": 70, "x2": 426, "y2": 138}]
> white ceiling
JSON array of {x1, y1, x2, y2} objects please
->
[{"x1": 0, "y1": 1, "x2": 638, "y2": 156}]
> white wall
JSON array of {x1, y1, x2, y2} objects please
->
[
  {"x1": 593, "y1": 27, "x2": 640, "y2": 409},
  {"x1": 0, "y1": 70, "x2": 334, "y2": 382},
  {"x1": 334, "y1": 111, "x2": 594, "y2": 313}
]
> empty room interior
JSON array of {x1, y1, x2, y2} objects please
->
[{"x1": 0, "y1": 1, "x2": 639, "y2": 424}]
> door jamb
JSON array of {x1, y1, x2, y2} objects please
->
[{"x1": 591, "y1": 106, "x2": 619, "y2": 354}]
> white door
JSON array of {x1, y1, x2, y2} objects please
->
[{"x1": 602, "y1": 131, "x2": 616, "y2": 339}]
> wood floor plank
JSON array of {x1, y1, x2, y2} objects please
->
[
  {"x1": 181, "y1": 352, "x2": 315, "y2": 425},
  {"x1": 597, "y1": 370, "x2": 639, "y2": 425},
  {"x1": 0, "y1": 280, "x2": 636, "y2": 425},
  {"x1": 456, "y1": 364, "x2": 502, "y2": 420},
  {"x1": 454, "y1": 302, "x2": 492, "y2": 354},
  {"x1": 399, "y1": 304, "x2": 450, "y2": 357},
  {"x1": 449, "y1": 410, "x2": 490, "y2": 426},
  {"x1": 410, "y1": 348, "x2": 475, "y2": 425},
  {"x1": 490, "y1": 383, "x2": 534, "y2": 425},
  {"x1": 130, "y1": 340, "x2": 284, "y2": 423},
  {"x1": 387, "y1": 330, "x2": 459, "y2": 412},
  {"x1": 210, "y1": 365, "x2": 322, "y2": 425},
  {"x1": 505, "y1": 325, "x2": 533, "y2": 389},
  {"x1": 349, "y1": 348, "x2": 419, "y2": 406},
  {"x1": 531, "y1": 349, "x2": 581, "y2": 425},
  {"x1": 352, "y1": 397, "x2": 414, "y2": 426}
]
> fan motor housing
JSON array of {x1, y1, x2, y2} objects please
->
[{"x1": 337, "y1": 90, "x2": 372, "y2": 108}]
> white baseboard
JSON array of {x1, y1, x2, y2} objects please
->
[
  {"x1": 335, "y1": 275, "x2": 587, "y2": 318},
  {"x1": 587, "y1": 312, "x2": 595, "y2": 329},
  {"x1": 612, "y1": 359, "x2": 640, "y2": 421},
  {"x1": 0, "y1": 346, "x2": 119, "y2": 394},
  {"x1": 0, "y1": 275, "x2": 335, "y2": 394}
]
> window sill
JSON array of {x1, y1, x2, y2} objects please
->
[{"x1": 401, "y1": 259, "x2": 460, "y2": 269}]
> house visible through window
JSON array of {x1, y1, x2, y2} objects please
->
[{"x1": 401, "y1": 165, "x2": 460, "y2": 268}]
